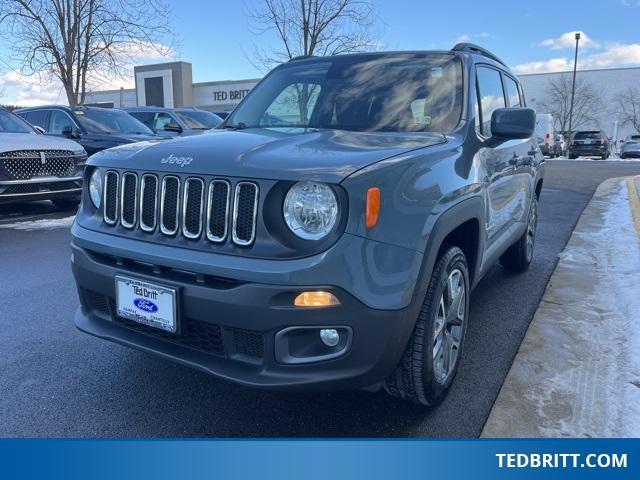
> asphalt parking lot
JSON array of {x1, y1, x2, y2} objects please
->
[{"x1": 2, "y1": 159, "x2": 640, "y2": 438}]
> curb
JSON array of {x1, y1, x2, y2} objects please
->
[{"x1": 481, "y1": 176, "x2": 640, "y2": 437}]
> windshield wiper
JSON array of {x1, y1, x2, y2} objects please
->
[{"x1": 223, "y1": 122, "x2": 247, "y2": 130}]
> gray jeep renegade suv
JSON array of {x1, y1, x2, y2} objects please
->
[{"x1": 71, "y1": 43, "x2": 543, "y2": 406}]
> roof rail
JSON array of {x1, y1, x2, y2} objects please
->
[
  {"x1": 451, "y1": 43, "x2": 506, "y2": 67},
  {"x1": 288, "y1": 55, "x2": 315, "y2": 62}
]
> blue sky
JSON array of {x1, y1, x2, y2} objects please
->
[{"x1": 2, "y1": 0, "x2": 640, "y2": 104}]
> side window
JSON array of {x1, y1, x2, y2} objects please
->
[
  {"x1": 130, "y1": 112, "x2": 155, "y2": 130},
  {"x1": 154, "y1": 112, "x2": 174, "y2": 130},
  {"x1": 504, "y1": 76, "x2": 522, "y2": 107},
  {"x1": 476, "y1": 66, "x2": 506, "y2": 137},
  {"x1": 262, "y1": 83, "x2": 321, "y2": 126},
  {"x1": 48, "y1": 110, "x2": 75, "y2": 134},
  {"x1": 24, "y1": 110, "x2": 49, "y2": 130}
]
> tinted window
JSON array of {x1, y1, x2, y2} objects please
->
[
  {"x1": 49, "y1": 110, "x2": 76, "y2": 134},
  {"x1": 476, "y1": 67, "x2": 506, "y2": 136},
  {"x1": 73, "y1": 108, "x2": 153, "y2": 134},
  {"x1": 128, "y1": 111, "x2": 156, "y2": 130},
  {"x1": 23, "y1": 110, "x2": 48, "y2": 130},
  {"x1": 153, "y1": 112, "x2": 174, "y2": 131},
  {"x1": 0, "y1": 109, "x2": 34, "y2": 133},
  {"x1": 228, "y1": 54, "x2": 463, "y2": 133},
  {"x1": 175, "y1": 110, "x2": 222, "y2": 129},
  {"x1": 504, "y1": 76, "x2": 521, "y2": 107},
  {"x1": 574, "y1": 131, "x2": 602, "y2": 140}
]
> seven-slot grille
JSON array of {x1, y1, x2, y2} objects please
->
[
  {"x1": 0, "y1": 150, "x2": 80, "y2": 180},
  {"x1": 103, "y1": 171, "x2": 258, "y2": 246}
]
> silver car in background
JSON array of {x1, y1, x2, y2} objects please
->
[{"x1": 620, "y1": 134, "x2": 640, "y2": 159}]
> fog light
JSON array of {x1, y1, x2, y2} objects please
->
[
  {"x1": 294, "y1": 291, "x2": 340, "y2": 307},
  {"x1": 320, "y1": 329, "x2": 340, "y2": 347}
]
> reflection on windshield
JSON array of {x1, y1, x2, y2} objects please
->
[
  {"x1": 175, "y1": 110, "x2": 222, "y2": 130},
  {"x1": 74, "y1": 109, "x2": 154, "y2": 135},
  {"x1": 228, "y1": 54, "x2": 463, "y2": 133},
  {"x1": 0, "y1": 109, "x2": 34, "y2": 133}
]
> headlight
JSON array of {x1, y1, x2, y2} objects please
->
[
  {"x1": 283, "y1": 182, "x2": 338, "y2": 240},
  {"x1": 89, "y1": 169, "x2": 102, "y2": 209}
]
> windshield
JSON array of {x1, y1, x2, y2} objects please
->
[
  {"x1": 227, "y1": 54, "x2": 463, "y2": 133},
  {"x1": 0, "y1": 109, "x2": 34, "y2": 133},
  {"x1": 74, "y1": 108, "x2": 154, "y2": 135},
  {"x1": 629, "y1": 135, "x2": 640, "y2": 142},
  {"x1": 175, "y1": 110, "x2": 222, "y2": 130}
]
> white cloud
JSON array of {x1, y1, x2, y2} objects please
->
[
  {"x1": 537, "y1": 31, "x2": 599, "y2": 50},
  {"x1": 0, "y1": 40, "x2": 176, "y2": 106},
  {"x1": 515, "y1": 40, "x2": 640, "y2": 74},
  {"x1": 455, "y1": 34, "x2": 470, "y2": 43}
]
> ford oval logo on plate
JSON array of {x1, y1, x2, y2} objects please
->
[{"x1": 133, "y1": 298, "x2": 158, "y2": 313}]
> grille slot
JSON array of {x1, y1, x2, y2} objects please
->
[
  {"x1": 0, "y1": 150, "x2": 78, "y2": 180},
  {"x1": 103, "y1": 171, "x2": 119, "y2": 225},
  {"x1": 160, "y1": 176, "x2": 180, "y2": 235},
  {"x1": 120, "y1": 172, "x2": 138, "y2": 228},
  {"x1": 182, "y1": 178, "x2": 204, "y2": 239},
  {"x1": 206, "y1": 180, "x2": 230, "y2": 242},
  {"x1": 234, "y1": 329, "x2": 264, "y2": 359},
  {"x1": 139, "y1": 174, "x2": 158, "y2": 232},
  {"x1": 232, "y1": 182, "x2": 258, "y2": 246}
]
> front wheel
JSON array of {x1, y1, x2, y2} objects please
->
[
  {"x1": 500, "y1": 196, "x2": 538, "y2": 271},
  {"x1": 385, "y1": 246, "x2": 470, "y2": 406}
]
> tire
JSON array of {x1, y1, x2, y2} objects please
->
[
  {"x1": 52, "y1": 198, "x2": 81, "y2": 211},
  {"x1": 385, "y1": 246, "x2": 470, "y2": 406},
  {"x1": 621, "y1": 154, "x2": 627, "y2": 159},
  {"x1": 500, "y1": 196, "x2": 538, "y2": 271}
]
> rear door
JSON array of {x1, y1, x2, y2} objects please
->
[{"x1": 476, "y1": 66, "x2": 528, "y2": 245}]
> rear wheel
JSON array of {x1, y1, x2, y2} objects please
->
[
  {"x1": 385, "y1": 246, "x2": 469, "y2": 406},
  {"x1": 500, "y1": 197, "x2": 538, "y2": 271}
]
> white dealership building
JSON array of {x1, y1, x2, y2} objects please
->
[{"x1": 84, "y1": 61, "x2": 640, "y2": 141}]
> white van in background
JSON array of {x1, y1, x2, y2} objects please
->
[{"x1": 536, "y1": 113, "x2": 554, "y2": 157}]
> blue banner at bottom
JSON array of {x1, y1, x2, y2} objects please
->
[{"x1": 0, "y1": 439, "x2": 637, "y2": 479}]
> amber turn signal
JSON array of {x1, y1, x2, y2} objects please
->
[
  {"x1": 294, "y1": 291, "x2": 340, "y2": 307},
  {"x1": 366, "y1": 187, "x2": 381, "y2": 229}
]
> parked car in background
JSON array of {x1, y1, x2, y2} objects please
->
[
  {"x1": 553, "y1": 134, "x2": 565, "y2": 157},
  {"x1": 72, "y1": 44, "x2": 544, "y2": 406},
  {"x1": 0, "y1": 107, "x2": 87, "y2": 208},
  {"x1": 212, "y1": 110, "x2": 231, "y2": 120},
  {"x1": 535, "y1": 113, "x2": 554, "y2": 157},
  {"x1": 620, "y1": 134, "x2": 640, "y2": 159},
  {"x1": 15, "y1": 106, "x2": 161, "y2": 155},
  {"x1": 126, "y1": 107, "x2": 223, "y2": 137},
  {"x1": 567, "y1": 130, "x2": 610, "y2": 159}
]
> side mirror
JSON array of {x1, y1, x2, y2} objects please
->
[
  {"x1": 487, "y1": 108, "x2": 535, "y2": 147},
  {"x1": 62, "y1": 125, "x2": 80, "y2": 139},
  {"x1": 33, "y1": 125, "x2": 46, "y2": 134},
  {"x1": 163, "y1": 123, "x2": 183, "y2": 133}
]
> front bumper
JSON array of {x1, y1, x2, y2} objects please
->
[
  {"x1": 71, "y1": 227, "x2": 420, "y2": 391},
  {"x1": 0, "y1": 177, "x2": 82, "y2": 204}
]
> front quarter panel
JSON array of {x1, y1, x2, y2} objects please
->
[{"x1": 342, "y1": 132, "x2": 483, "y2": 254}]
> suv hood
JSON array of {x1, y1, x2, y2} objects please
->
[
  {"x1": 0, "y1": 132, "x2": 83, "y2": 153},
  {"x1": 87, "y1": 128, "x2": 446, "y2": 182}
]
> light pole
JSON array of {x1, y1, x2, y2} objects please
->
[{"x1": 568, "y1": 32, "x2": 581, "y2": 136}]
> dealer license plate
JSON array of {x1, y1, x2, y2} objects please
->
[{"x1": 115, "y1": 275, "x2": 177, "y2": 333}]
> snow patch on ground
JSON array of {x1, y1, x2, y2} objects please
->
[
  {"x1": 549, "y1": 155, "x2": 640, "y2": 163},
  {"x1": 0, "y1": 215, "x2": 75, "y2": 231}
]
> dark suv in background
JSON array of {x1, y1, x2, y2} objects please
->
[
  {"x1": 72, "y1": 44, "x2": 543, "y2": 406},
  {"x1": 567, "y1": 130, "x2": 610, "y2": 159},
  {"x1": 0, "y1": 107, "x2": 87, "y2": 208},
  {"x1": 16, "y1": 106, "x2": 161, "y2": 155},
  {"x1": 126, "y1": 107, "x2": 223, "y2": 137}
]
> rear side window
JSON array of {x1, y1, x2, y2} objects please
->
[
  {"x1": 22, "y1": 110, "x2": 49, "y2": 130},
  {"x1": 129, "y1": 112, "x2": 156, "y2": 130},
  {"x1": 475, "y1": 66, "x2": 506, "y2": 137},
  {"x1": 504, "y1": 76, "x2": 521, "y2": 107}
]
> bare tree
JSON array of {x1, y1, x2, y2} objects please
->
[
  {"x1": 249, "y1": 0, "x2": 381, "y2": 70},
  {"x1": 613, "y1": 87, "x2": 640, "y2": 134},
  {"x1": 0, "y1": 0, "x2": 174, "y2": 106},
  {"x1": 535, "y1": 75, "x2": 603, "y2": 134}
]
